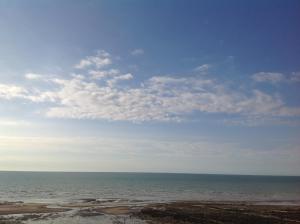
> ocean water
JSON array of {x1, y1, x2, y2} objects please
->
[{"x1": 0, "y1": 171, "x2": 299, "y2": 204}]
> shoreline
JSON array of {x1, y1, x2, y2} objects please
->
[{"x1": 1, "y1": 200, "x2": 300, "y2": 224}]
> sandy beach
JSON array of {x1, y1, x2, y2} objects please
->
[{"x1": 1, "y1": 200, "x2": 300, "y2": 224}]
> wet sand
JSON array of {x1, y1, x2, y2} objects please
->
[
  {"x1": 1, "y1": 200, "x2": 300, "y2": 223},
  {"x1": 0, "y1": 202, "x2": 69, "y2": 215}
]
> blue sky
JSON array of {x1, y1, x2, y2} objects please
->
[{"x1": 0, "y1": 0, "x2": 299, "y2": 175}]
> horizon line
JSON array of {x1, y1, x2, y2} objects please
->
[{"x1": 0, "y1": 170, "x2": 299, "y2": 177}]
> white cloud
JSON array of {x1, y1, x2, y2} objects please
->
[
  {"x1": 107, "y1": 73, "x2": 133, "y2": 87},
  {"x1": 1, "y1": 51, "x2": 300, "y2": 124},
  {"x1": 25, "y1": 73, "x2": 43, "y2": 80},
  {"x1": 1, "y1": 73, "x2": 299, "y2": 122},
  {"x1": 0, "y1": 83, "x2": 28, "y2": 99},
  {"x1": 252, "y1": 72, "x2": 285, "y2": 83},
  {"x1": 74, "y1": 50, "x2": 112, "y2": 69},
  {"x1": 130, "y1": 48, "x2": 144, "y2": 56},
  {"x1": 36, "y1": 75, "x2": 300, "y2": 122},
  {"x1": 290, "y1": 72, "x2": 300, "y2": 82},
  {"x1": 252, "y1": 72, "x2": 300, "y2": 84},
  {"x1": 194, "y1": 64, "x2": 211, "y2": 74},
  {"x1": 89, "y1": 69, "x2": 120, "y2": 79}
]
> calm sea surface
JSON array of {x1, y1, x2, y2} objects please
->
[{"x1": 0, "y1": 172, "x2": 299, "y2": 204}]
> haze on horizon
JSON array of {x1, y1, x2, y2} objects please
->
[{"x1": 0, "y1": 0, "x2": 299, "y2": 176}]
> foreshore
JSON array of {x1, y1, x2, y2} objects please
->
[{"x1": 1, "y1": 200, "x2": 300, "y2": 224}]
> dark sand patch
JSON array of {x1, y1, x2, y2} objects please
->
[
  {"x1": 134, "y1": 201, "x2": 300, "y2": 224},
  {"x1": 74, "y1": 208, "x2": 104, "y2": 217},
  {"x1": 95, "y1": 206, "x2": 134, "y2": 215}
]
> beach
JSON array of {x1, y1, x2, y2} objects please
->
[{"x1": 1, "y1": 200, "x2": 300, "y2": 224}]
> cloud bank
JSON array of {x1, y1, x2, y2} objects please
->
[
  {"x1": 252, "y1": 72, "x2": 300, "y2": 84},
  {"x1": 1, "y1": 50, "x2": 300, "y2": 123}
]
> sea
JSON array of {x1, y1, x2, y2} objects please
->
[
  {"x1": 0, "y1": 171, "x2": 299, "y2": 204},
  {"x1": 0, "y1": 172, "x2": 300, "y2": 223}
]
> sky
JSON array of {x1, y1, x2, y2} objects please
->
[{"x1": 0, "y1": 0, "x2": 299, "y2": 175}]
